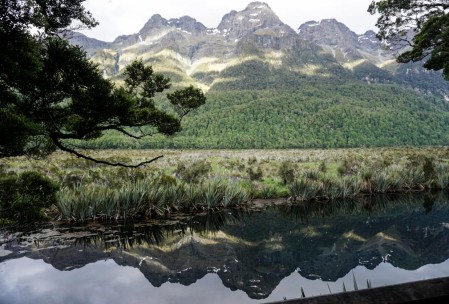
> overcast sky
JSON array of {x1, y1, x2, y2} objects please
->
[{"x1": 81, "y1": 0, "x2": 378, "y2": 42}]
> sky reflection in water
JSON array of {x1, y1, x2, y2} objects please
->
[
  {"x1": 1, "y1": 258, "x2": 253, "y2": 304},
  {"x1": 1, "y1": 193, "x2": 449, "y2": 303},
  {"x1": 2, "y1": 257, "x2": 449, "y2": 304}
]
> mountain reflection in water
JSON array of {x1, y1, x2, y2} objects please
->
[{"x1": 1, "y1": 192, "x2": 449, "y2": 304}]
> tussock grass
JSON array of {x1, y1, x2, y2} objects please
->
[
  {"x1": 289, "y1": 161, "x2": 449, "y2": 203},
  {"x1": 3, "y1": 147, "x2": 449, "y2": 221},
  {"x1": 57, "y1": 178, "x2": 249, "y2": 221}
]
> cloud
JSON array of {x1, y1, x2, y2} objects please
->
[{"x1": 81, "y1": 0, "x2": 377, "y2": 41}]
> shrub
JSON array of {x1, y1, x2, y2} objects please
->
[
  {"x1": 337, "y1": 165, "x2": 346, "y2": 177},
  {"x1": 318, "y1": 161, "x2": 327, "y2": 175},
  {"x1": 175, "y1": 160, "x2": 212, "y2": 183},
  {"x1": 157, "y1": 174, "x2": 178, "y2": 186},
  {"x1": 0, "y1": 171, "x2": 58, "y2": 222},
  {"x1": 422, "y1": 157, "x2": 436, "y2": 181},
  {"x1": 247, "y1": 166, "x2": 263, "y2": 181},
  {"x1": 248, "y1": 157, "x2": 258, "y2": 165},
  {"x1": 278, "y1": 161, "x2": 296, "y2": 184},
  {"x1": 337, "y1": 159, "x2": 355, "y2": 177}
]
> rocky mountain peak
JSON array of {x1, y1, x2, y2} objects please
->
[
  {"x1": 217, "y1": 1, "x2": 284, "y2": 40},
  {"x1": 358, "y1": 30, "x2": 381, "y2": 51},
  {"x1": 298, "y1": 19, "x2": 358, "y2": 47},
  {"x1": 140, "y1": 14, "x2": 168, "y2": 32},
  {"x1": 135, "y1": 14, "x2": 171, "y2": 40},
  {"x1": 363, "y1": 30, "x2": 377, "y2": 37},
  {"x1": 297, "y1": 18, "x2": 375, "y2": 62},
  {"x1": 245, "y1": 1, "x2": 271, "y2": 11},
  {"x1": 167, "y1": 16, "x2": 207, "y2": 34}
]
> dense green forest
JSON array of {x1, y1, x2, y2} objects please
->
[
  {"x1": 58, "y1": 32, "x2": 449, "y2": 151},
  {"x1": 77, "y1": 79, "x2": 449, "y2": 149}
]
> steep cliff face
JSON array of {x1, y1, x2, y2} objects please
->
[
  {"x1": 218, "y1": 2, "x2": 297, "y2": 50},
  {"x1": 358, "y1": 30, "x2": 383, "y2": 52},
  {"x1": 66, "y1": 31, "x2": 111, "y2": 56},
  {"x1": 297, "y1": 18, "x2": 393, "y2": 65},
  {"x1": 69, "y1": 1, "x2": 445, "y2": 93},
  {"x1": 68, "y1": 1, "x2": 446, "y2": 89},
  {"x1": 218, "y1": 2, "x2": 282, "y2": 38},
  {"x1": 69, "y1": 2, "x2": 331, "y2": 82},
  {"x1": 298, "y1": 19, "x2": 361, "y2": 61}
]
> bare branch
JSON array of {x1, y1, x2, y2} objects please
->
[
  {"x1": 63, "y1": 142, "x2": 101, "y2": 151},
  {"x1": 112, "y1": 127, "x2": 159, "y2": 139},
  {"x1": 51, "y1": 138, "x2": 163, "y2": 168}
]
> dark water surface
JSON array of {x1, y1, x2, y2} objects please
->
[{"x1": 1, "y1": 192, "x2": 449, "y2": 304}]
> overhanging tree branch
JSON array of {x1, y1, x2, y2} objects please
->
[
  {"x1": 51, "y1": 138, "x2": 164, "y2": 168},
  {"x1": 1, "y1": 3, "x2": 206, "y2": 165},
  {"x1": 112, "y1": 127, "x2": 159, "y2": 139},
  {"x1": 369, "y1": 0, "x2": 449, "y2": 79}
]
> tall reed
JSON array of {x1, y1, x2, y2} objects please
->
[
  {"x1": 56, "y1": 177, "x2": 250, "y2": 221},
  {"x1": 289, "y1": 178, "x2": 320, "y2": 201}
]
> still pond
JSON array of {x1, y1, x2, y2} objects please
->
[{"x1": 1, "y1": 192, "x2": 449, "y2": 303}]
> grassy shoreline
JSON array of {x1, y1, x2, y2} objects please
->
[{"x1": 2, "y1": 147, "x2": 449, "y2": 222}]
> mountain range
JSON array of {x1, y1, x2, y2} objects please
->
[{"x1": 68, "y1": 2, "x2": 449, "y2": 149}]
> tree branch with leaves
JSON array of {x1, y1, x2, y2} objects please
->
[
  {"x1": 1, "y1": 0, "x2": 206, "y2": 167},
  {"x1": 369, "y1": 0, "x2": 449, "y2": 79}
]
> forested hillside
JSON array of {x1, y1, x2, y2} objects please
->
[
  {"x1": 69, "y1": 2, "x2": 449, "y2": 149},
  {"x1": 80, "y1": 81, "x2": 449, "y2": 149}
]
